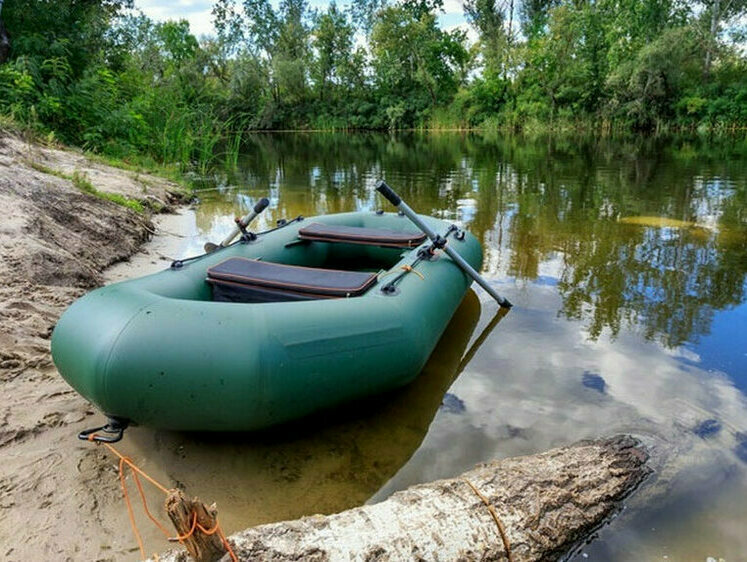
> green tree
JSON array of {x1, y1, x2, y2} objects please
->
[
  {"x1": 349, "y1": 0, "x2": 389, "y2": 34},
  {"x1": 464, "y1": 0, "x2": 508, "y2": 78},
  {"x1": 311, "y1": 3, "x2": 354, "y2": 101},
  {"x1": 602, "y1": 0, "x2": 690, "y2": 69},
  {"x1": 698, "y1": 0, "x2": 747, "y2": 79},
  {"x1": 520, "y1": 0, "x2": 560, "y2": 39},
  {"x1": 516, "y1": 4, "x2": 587, "y2": 121},
  {"x1": 371, "y1": 2, "x2": 468, "y2": 126},
  {"x1": 606, "y1": 27, "x2": 700, "y2": 128},
  {"x1": 158, "y1": 20, "x2": 199, "y2": 64},
  {"x1": 213, "y1": 0, "x2": 311, "y2": 117},
  {"x1": 0, "y1": 0, "x2": 134, "y2": 143}
]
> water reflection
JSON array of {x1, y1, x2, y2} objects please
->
[
  {"x1": 196, "y1": 132, "x2": 746, "y2": 352},
  {"x1": 369, "y1": 284, "x2": 747, "y2": 560},
  {"x1": 179, "y1": 131, "x2": 746, "y2": 560}
]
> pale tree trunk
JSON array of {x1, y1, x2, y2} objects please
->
[
  {"x1": 155, "y1": 435, "x2": 650, "y2": 562},
  {"x1": 504, "y1": 0, "x2": 514, "y2": 84},
  {"x1": 704, "y1": 0, "x2": 720, "y2": 80},
  {"x1": 0, "y1": 0, "x2": 10, "y2": 64}
]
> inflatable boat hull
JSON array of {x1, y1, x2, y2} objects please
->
[{"x1": 51, "y1": 212, "x2": 482, "y2": 431}]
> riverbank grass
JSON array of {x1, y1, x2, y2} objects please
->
[{"x1": 27, "y1": 160, "x2": 145, "y2": 213}]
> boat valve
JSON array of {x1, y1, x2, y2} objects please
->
[{"x1": 78, "y1": 416, "x2": 129, "y2": 443}]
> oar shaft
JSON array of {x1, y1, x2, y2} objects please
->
[
  {"x1": 376, "y1": 181, "x2": 512, "y2": 308},
  {"x1": 220, "y1": 197, "x2": 270, "y2": 247},
  {"x1": 443, "y1": 242, "x2": 512, "y2": 308}
]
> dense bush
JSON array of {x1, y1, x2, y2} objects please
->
[{"x1": 0, "y1": 0, "x2": 744, "y2": 169}]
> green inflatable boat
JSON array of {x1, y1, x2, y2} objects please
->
[{"x1": 51, "y1": 206, "x2": 484, "y2": 434}]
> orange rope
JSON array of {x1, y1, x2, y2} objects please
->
[
  {"x1": 117, "y1": 456, "x2": 146, "y2": 559},
  {"x1": 127, "y1": 459, "x2": 173, "y2": 539},
  {"x1": 87, "y1": 434, "x2": 238, "y2": 562},
  {"x1": 401, "y1": 264, "x2": 425, "y2": 280},
  {"x1": 170, "y1": 511, "x2": 199, "y2": 541},
  {"x1": 169, "y1": 510, "x2": 237, "y2": 559},
  {"x1": 378, "y1": 264, "x2": 425, "y2": 281}
]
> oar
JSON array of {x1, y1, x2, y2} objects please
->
[
  {"x1": 204, "y1": 197, "x2": 270, "y2": 253},
  {"x1": 375, "y1": 180, "x2": 512, "y2": 309}
]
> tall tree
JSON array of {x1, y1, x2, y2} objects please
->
[
  {"x1": 371, "y1": 3, "x2": 467, "y2": 111},
  {"x1": 520, "y1": 0, "x2": 560, "y2": 38},
  {"x1": 463, "y1": 0, "x2": 507, "y2": 78},
  {"x1": 699, "y1": 0, "x2": 747, "y2": 79},
  {"x1": 213, "y1": 0, "x2": 310, "y2": 105},
  {"x1": 603, "y1": 0, "x2": 689, "y2": 68},
  {"x1": 312, "y1": 3, "x2": 354, "y2": 100},
  {"x1": 349, "y1": 0, "x2": 389, "y2": 34}
]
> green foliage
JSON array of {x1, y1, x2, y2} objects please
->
[
  {"x1": 0, "y1": 0, "x2": 744, "y2": 177},
  {"x1": 371, "y1": 4, "x2": 469, "y2": 126},
  {"x1": 606, "y1": 27, "x2": 700, "y2": 129},
  {"x1": 464, "y1": 0, "x2": 508, "y2": 78}
]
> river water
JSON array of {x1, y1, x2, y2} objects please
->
[{"x1": 129, "y1": 132, "x2": 746, "y2": 560}]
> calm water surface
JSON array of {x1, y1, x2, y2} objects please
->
[{"x1": 131, "y1": 132, "x2": 746, "y2": 560}]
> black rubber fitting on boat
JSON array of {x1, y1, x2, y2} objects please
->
[
  {"x1": 375, "y1": 180, "x2": 401, "y2": 207},
  {"x1": 381, "y1": 284, "x2": 400, "y2": 296},
  {"x1": 254, "y1": 197, "x2": 270, "y2": 213},
  {"x1": 432, "y1": 235, "x2": 447, "y2": 249},
  {"x1": 78, "y1": 416, "x2": 129, "y2": 443}
]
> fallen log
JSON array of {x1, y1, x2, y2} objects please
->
[{"x1": 156, "y1": 435, "x2": 650, "y2": 562}]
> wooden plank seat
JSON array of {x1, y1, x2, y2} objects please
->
[
  {"x1": 298, "y1": 222, "x2": 427, "y2": 248},
  {"x1": 207, "y1": 257, "x2": 378, "y2": 302}
]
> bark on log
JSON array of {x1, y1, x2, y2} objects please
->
[
  {"x1": 165, "y1": 489, "x2": 227, "y2": 562},
  {"x1": 156, "y1": 435, "x2": 650, "y2": 562}
]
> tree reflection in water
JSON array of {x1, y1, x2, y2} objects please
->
[{"x1": 199, "y1": 132, "x2": 747, "y2": 349}]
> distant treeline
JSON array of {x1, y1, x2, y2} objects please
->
[{"x1": 0, "y1": 0, "x2": 745, "y2": 166}]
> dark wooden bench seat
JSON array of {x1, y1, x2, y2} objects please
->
[
  {"x1": 297, "y1": 222, "x2": 427, "y2": 248},
  {"x1": 207, "y1": 257, "x2": 378, "y2": 302}
]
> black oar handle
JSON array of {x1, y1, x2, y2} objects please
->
[
  {"x1": 375, "y1": 180, "x2": 402, "y2": 206},
  {"x1": 254, "y1": 197, "x2": 270, "y2": 213}
]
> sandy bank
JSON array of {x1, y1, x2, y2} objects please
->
[{"x1": 0, "y1": 132, "x2": 189, "y2": 560}]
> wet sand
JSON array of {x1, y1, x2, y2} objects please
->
[{"x1": 0, "y1": 133, "x2": 190, "y2": 560}]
